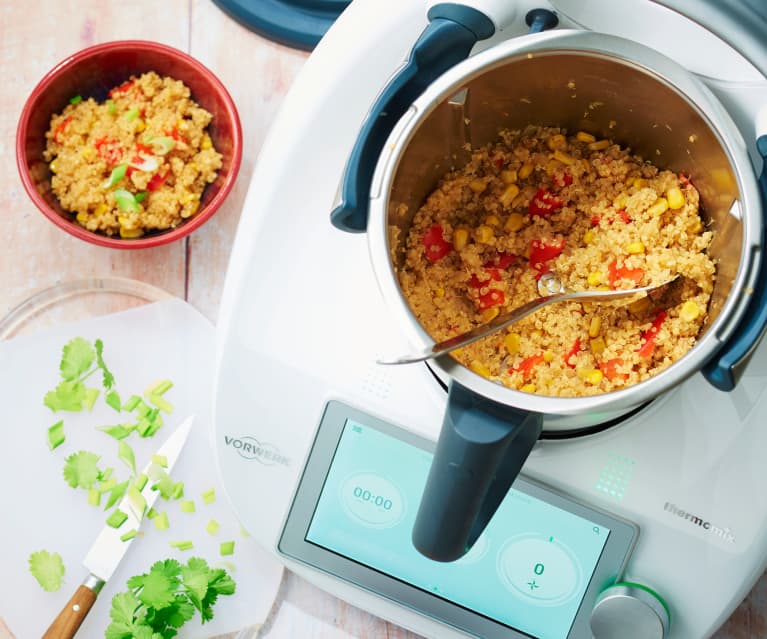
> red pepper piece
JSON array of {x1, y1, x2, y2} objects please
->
[
  {"x1": 494, "y1": 156, "x2": 504, "y2": 168},
  {"x1": 590, "y1": 214, "x2": 601, "y2": 226},
  {"x1": 607, "y1": 260, "x2": 644, "y2": 289},
  {"x1": 637, "y1": 311, "x2": 667, "y2": 359},
  {"x1": 53, "y1": 116, "x2": 72, "y2": 143},
  {"x1": 512, "y1": 353, "x2": 545, "y2": 378},
  {"x1": 483, "y1": 251, "x2": 516, "y2": 269},
  {"x1": 109, "y1": 80, "x2": 135, "y2": 98},
  {"x1": 616, "y1": 209, "x2": 631, "y2": 224},
  {"x1": 564, "y1": 338, "x2": 582, "y2": 369},
  {"x1": 478, "y1": 288, "x2": 505, "y2": 310},
  {"x1": 529, "y1": 238, "x2": 565, "y2": 271},
  {"x1": 147, "y1": 170, "x2": 170, "y2": 192},
  {"x1": 94, "y1": 136, "x2": 123, "y2": 165},
  {"x1": 528, "y1": 188, "x2": 563, "y2": 217},
  {"x1": 135, "y1": 142, "x2": 153, "y2": 155},
  {"x1": 422, "y1": 224, "x2": 452, "y2": 263},
  {"x1": 468, "y1": 269, "x2": 501, "y2": 288},
  {"x1": 124, "y1": 154, "x2": 144, "y2": 178},
  {"x1": 165, "y1": 126, "x2": 188, "y2": 145},
  {"x1": 601, "y1": 357, "x2": 629, "y2": 381},
  {"x1": 554, "y1": 173, "x2": 573, "y2": 189},
  {"x1": 678, "y1": 173, "x2": 691, "y2": 187}
]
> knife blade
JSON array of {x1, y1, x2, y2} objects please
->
[{"x1": 42, "y1": 415, "x2": 195, "y2": 639}]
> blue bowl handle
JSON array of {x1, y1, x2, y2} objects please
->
[
  {"x1": 412, "y1": 381, "x2": 543, "y2": 562},
  {"x1": 702, "y1": 135, "x2": 767, "y2": 391},
  {"x1": 329, "y1": 3, "x2": 496, "y2": 233}
]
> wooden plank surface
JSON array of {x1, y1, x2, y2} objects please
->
[{"x1": 0, "y1": 1, "x2": 763, "y2": 637}]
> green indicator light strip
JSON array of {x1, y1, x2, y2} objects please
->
[{"x1": 615, "y1": 581, "x2": 671, "y2": 621}]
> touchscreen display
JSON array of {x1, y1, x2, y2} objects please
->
[{"x1": 305, "y1": 418, "x2": 611, "y2": 639}]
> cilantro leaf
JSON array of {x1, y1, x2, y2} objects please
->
[
  {"x1": 44, "y1": 380, "x2": 87, "y2": 412},
  {"x1": 109, "y1": 591, "x2": 141, "y2": 624},
  {"x1": 60, "y1": 337, "x2": 95, "y2": 381},
  {"x1": 63, "y1": 451, "x2": 101, "y2": 489},
  {"x1": 29, "y1": 550, "x2": 65, "y2": 591},
  {"x1": 95, "y1": 338, "x2": 116, "y2": 390}
]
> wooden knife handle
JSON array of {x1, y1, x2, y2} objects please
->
[{"x1": 41, "y1": 584, "x2": 98, "y2": 639}]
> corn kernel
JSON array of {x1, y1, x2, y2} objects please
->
[
  {"x1": 590, "y1": 337, "x2": 606, "y2": 356},
  {"x1": 470, "y1": 360, "x2": 492, "y2": 378},
  {"x1": 586, "y1": 369, "x2": 604, "y2": 385},
  {"x1": 626, "y1": 241, "x2": 645, "y2": 254},
  {"x1": 475, "y1": 225, "x2": 494, "y2": 244},
  {"x1": 543, "y1": 350, "x2": 554, "y2": 363},
  {"x1": 552, "y1": 150, "x2": 575, "y2": 165},
  {"x1": 576, "y1": 131, "x2": 596, "y2": 143},
  {"x1": 181, "y1": 201, "x2": 200, "y2": 218},
  {"x1": 504, "y1": 333, "x2": 521, "y2": 355},
  {"x1": 504, "y1": 213, "x2": 525, "y2": 233},
  {"x1": 49, "y1": 160, "x2": 58, "y2": 173},
  {"x1": 521, "y1": 384, "x2": 537, "y2": 393},
  {"x1": 80, "y1": 147, "x2": 95, "y2": 160},
  {"x1": 628, "y1": 296, "x2": 651, "y2": 314},
  {"x1": 667, "y1": 186, "x2": 685, "y2": 209},
  {"x1": 587, "y1": 271, "x2": 603, "y2": 286},
  {"x1": 583, "y1": 230, "x2": 595, "y2": 245},
  {"x1": 648, "y1": 198, "x2": 669, "y2": 217},
  {"x1": 434, "y1": 286, "x2": 445, "y2": 298},
  {"x1": 588, "y1": 139, "x2": 610, "y2": 151},
  {"x1": 119, "y1": 226, "x2": 143, "y2": 239},
  {"x1": 482, "y1": 307, "x2": 500, "y2": 322},
  {"x1": 499, "y1": 183, "x2": 520, "y2": 207},
  {"x1": 452, "y1": 348, "x2": 464, "y2": 358},
  {"x1": 453, "y1": 227, "x2": 470, "y2": 251},
  {"x1": 632, "y1": 178, "x2": 648, "y2": 189},
  {"x1": 484, "y1": 214, "x2": 501, "y2": 228},
  {"x1": 547, "y1": 134, "x2": 567, "y2": 151},
  {"x1": 500, "y1": 169, "x2": 517, "y2": 184},
  {"x1": 680, "y1": 301, "x2": 701, "y2": 322},
  {"x1": 200, "y1": 134, "x2": 213, "y2": 150},
  {"x1": 134, "y1": 119, "x2": 146, "y2": 132},
  {"x1": 518, "y1": 163, "x2": 534, "y2": 179},
  {"x1": 613, "y1": 193, "x2": 628, "y2": 209},
  {"x1": 94, "y1": 203, "x2": 108, "y2": 216},
  {"x1": 544, "y1": 159, "x2": 561, "y2": 175},
  {"x1": 588, "y1": 316, "x2": 602, "y2": 338},
  {"x1": 530, "y1": 330, "x2": 542, "y2": 341},
  {"x1": 76, "y1": 211, "x2": 88, "y2": 223},
  {"x1": 469, "y1": 178, "x2": 488, "y2": 193},
  {"x1": 576, "y1": 367, "x2": 591, "y2": 380},
  {"x1": 687, "y1": 217, "x2": 703, "y2": 234}
]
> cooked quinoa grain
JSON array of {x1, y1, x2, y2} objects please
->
[
  {"x1": 43, "y1": 71, "x2": 222, "y2": 238},
  {"x1": 399, "y1": 126, "x2": 715, "y2": 397}
]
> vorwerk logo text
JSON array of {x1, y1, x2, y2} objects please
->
[{"x1": 224, "y1": 435, "x2": 290, "y2": 466}]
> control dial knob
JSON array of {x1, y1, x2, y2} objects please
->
[{"x1": 590, "y1": 582, "x2": 670, "y2": 639}]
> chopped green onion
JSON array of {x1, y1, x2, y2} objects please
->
[
  {"x1": 135, "y1": 191, "x2": 148, "y2": 203},
  {"x1": 98, "y1": 424, "x2": 133, "y2": 440},
  {"x1": 102, "y1": 164, "x2": 127, "y2": 189},
  {"x1": 118, "y1": 441, "x2": 136, "y2": 475},
  {"x1": 128, "y1": 156, "x2": 158, "y2": 172},
  {"x1": 126, "y1": 486, "x2": 146, "y2": 520},
  {"x1": 151, "y1": 454, "x2": 168, "y2": 468},
  {"x1": 99, "y1": 477, "x2": 117, "y2": 494},
  {"x1": 146, "y1": 507, "x2": 158, "y2": 520},
  {"x1": 107, "y1": 99, "x2": 116, "y2": 115},
  {"x1": 220, "y1": 541, "x2": 235, "y2": 556},
  {"x1": 239, "y1": 525, "x2": 250, "y2": 538},
  {"x1": 123, "y1": 395, "x2": 141, "y2": 412},
  {"x1": 47, "y1": 420, "x2": 65, "y2": 450},
  {"x1": 120, "y1": 529, "x2": 137, "y2": 542},
  {"x1": 104, "y1": 480, "x2": 128, "y2": 509},
  {"x1": 148, "y1": 393, "x2": 173, "y2": 414},
  {"x1": 150, "y1": 136, "x2": 175, "y2": 156},
  {"x1": 201, "y1": 488, "x2": 216, "y2": 505},
  {"x1": 88, "y1": 488, "x2": 101, "y2": 507},
  {"x1": 134, "y1": 400, "x2": 151, "y2": 418},
  {"x1": 113, "y1": 189, "x2": 138, "y2": 213},
  {"x1": 69, "y1": 95, "x2": 83, "y2": 105},
  {"x1": 100, "y1": 467, "x2": 113, "y2": 481},
  {"x1": 106, "y1": 509, "x2": 128, "y2": 528},
  {"x1": 170, "y1": 540, "x2": 193, "y2": 551},
  {"x1": 134, "y1": 473, "x2": 148, "y2": 491},
  {"x1": 154, "y1": 511, "x2": 169, "y2": 531},
  {"x1": 206, "y1": 519, "x2": 220, "y2": 536},
  {"x1": 180, "y1": 500, "x2": 195, "y2": 513},
  {"x1": 146, "y1": 379, "x2": 173, "y2": 396},
  {"x1": 105, "y1": 390, "x2": 121, "y2": 412},
  {"x1": 83, "y1": 388, "x2": 100, "y2": 411},
  {"x1": 125, "y1": 107, "x2": 140, "y2": 122},
  {"x1": 171, "y1": 481, "x2": 184, "y2": 500}
]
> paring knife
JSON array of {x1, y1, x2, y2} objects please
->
[{"x1": 41, "y1": 415, "x2": 194, "y2": 638}]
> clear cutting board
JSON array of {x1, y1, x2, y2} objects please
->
[{"x1": 0, "y1": 297, "x2": 283, "y2": 638}]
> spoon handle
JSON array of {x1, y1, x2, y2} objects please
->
[{"x1": 379, "y1": 284, "x2": 664, "y2": 365}]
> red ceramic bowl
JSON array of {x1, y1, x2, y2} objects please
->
[{"x1": 16, "y1": 40, "x2": 242, "y2": 249}]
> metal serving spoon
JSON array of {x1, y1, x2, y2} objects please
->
[{"x1": 378, "y1": 273, "x2": 683, "y2": 365}]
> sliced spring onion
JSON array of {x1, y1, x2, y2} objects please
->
[
  {"x1": 135, "y1": 191, "x2": 148, "y2": 204},
  {"x1": 146, "y1": 379, "x2": 173, "y2": 396},
  {"x1": 134, "y1": 473, "x2": 148, "y2": 492},
  {"x1": 126, "y1": 486, "x2": 146, "y2": 520},
  {"x1": 98, "y1": 424, "x2": 133, "y2": 440},
  {"x1": 170, "y1": 540, "x2": 193, "y2": 551},
  {"x1": 148, "y1": 393, "x2": 173, "y2": 414},
  {"x1": 150, "y1": 136, "x2": 175, "y2": 156},
  {"x1": 180, "y1": 500, "x2": 195, "y2": 513},
  {"x1": 102, "y1": 164, "x2": 127, "y2": 189},
  {"x1": 106, "y1": 509, "x2": 128, "y2": 528},
  {"x1": 134, "y1": 399, "x2": 151, "y2": 418},
  {"x1": 113, "y1": 189, "x2": 138, "y2": 213},
  {"x1": 239, "y1": 525, "x2": 250, "y2": 538},
  {"x1": 171, "y1": 481, "x2": 184, "y2": 500},
  {"x1": 88, "y1": 488, "x2": 101, "y2": 507},
  {"x1": 118, "y1": 440, "x2": 136, "y2": 475},
  {"x1": 154, "y1": 511, "x2": 169, "y2": 531},
  {"x1": 125, "y1": 107, "x2": 140, "y2": 122},
  {"x1": 146, "y1": 507, "x2": 158, "y2": 520},
  {"x1": 123, "y1": 395, "x2": 141, "y2": 412},
  {"x1": 104, "y1": 480, "x2": 128, "y2": 509},
  {"x1": 99, "y1": 477, "x2": 117, "y2": 494},
  {"x1": 120, "y1": 529, "x2": 137, "y2": 542},
  {"x1": 83, "y1": 388, "x2": 100, "y2": 411},
  {"x1": 107, "y1": 99, "x2": 116, "y2": 115},
  {"x1": 128, "y1": 156, "x2": 158, "y2": 172},
  {"x1": 206, "y1": 519, "x2": 220, "y2": 536},
  {"x1": 220, "y1": 541, "x2": 235, "y2": 556},
  {"x1": 47, "y1": 420, "x2": 65, "y2": 451},
  {"x1": 69, "y1": 95, "x2": 83, "y2": 105},
  {"x1": 151, "y1": 454, "x2": 168, "y2": 468},
  {"x1": 100, "y1": 468, "x2": 113, "y2": 482},
  {"x1": 105, "y1": 390, "x2": 121, "y2": 412},
  {"x1": 201, "y1": 488, "x2": 216, "y2": 505}
]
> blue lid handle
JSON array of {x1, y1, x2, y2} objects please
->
[
  {"x1": 702, "y1": 132, "x2": 767, "y2": 391},
  {"x1": 412, "y1": 381, "x2": 543, "y2": 562},
  {"x1": 330, "y1": 3, "x2": 496, "y2": 233}
]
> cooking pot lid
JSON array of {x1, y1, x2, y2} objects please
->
[{"x1": 211, "y1": 0, "x2": 351, "y2": 51}]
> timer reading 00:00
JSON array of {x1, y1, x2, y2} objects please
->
[{"x1": 341, "y1": 472, "x2": 406, "y2": 528}]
